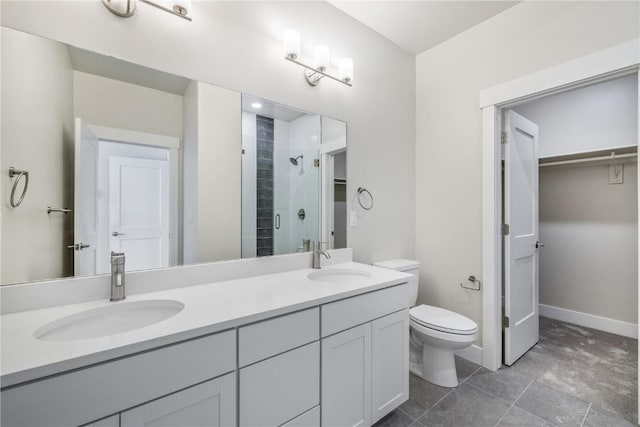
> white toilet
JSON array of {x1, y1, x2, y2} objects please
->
[{"x1": 373, "y1": 259, "x2": 478, "y2": 388}]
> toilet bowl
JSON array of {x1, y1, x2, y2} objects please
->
[{"x1": 373, "y1": 259, "x2": 478, "y2": 388}]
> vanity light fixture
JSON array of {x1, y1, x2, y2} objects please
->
[
  {"x1": 283, "y1": 29, "x2": 353, "y2": 87},
  {"x1": 102, "y1": 0, "x2": 192, "y2": 21},
  {"x1": 251, "y1": 102, "x2": 263, "y2": 109}
]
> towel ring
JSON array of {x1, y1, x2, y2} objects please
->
[
  {"x1": 357, "y1": 187, "x2": 374, "y2": 210},
  {"x1": 9, "y1": 167, "x2": 29, "y2": 208}
]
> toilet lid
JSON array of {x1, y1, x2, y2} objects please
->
[{"x1": 410, "y1": 304, "x2": 478, "y2": 335}]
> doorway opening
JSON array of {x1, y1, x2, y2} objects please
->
[
  {"x1": 74, "y1": 120, "x2": 178, "y2": 277},
  {"x1": 481, "y1": 41, "x2": 639, "y2": 424}
]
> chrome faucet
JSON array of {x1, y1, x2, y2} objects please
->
[
  {"x1": 312, "y1": 241, "x2": 331, "y2": 269},
  {"x1": 110, "y1": 251, "x2": 126, "y2": 302}
]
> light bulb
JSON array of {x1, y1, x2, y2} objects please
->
[
  {"x1": 339, "y1": 58, "x2": 354, "y2": 83},
  {"x1": 314, "y1": 45, "x2": 330, "y2": 72},
  {"x1": 283, "y1": 29, "x2": 301, "y2": 60}
]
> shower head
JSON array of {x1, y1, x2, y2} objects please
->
[{"x1": 289, "y1": 155, "x2": 303, "y2": 166}]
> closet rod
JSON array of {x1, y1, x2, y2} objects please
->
[{"x1": 540, "y1": 152, "x2": 637, "y2": 168}]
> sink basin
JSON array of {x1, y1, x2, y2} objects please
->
[
  {"x1": 34, "y1": 299, "x2": 185, "y2": 341},
  {"x1": 307, "y1": 269, "x2": 372, "y2": 284}
]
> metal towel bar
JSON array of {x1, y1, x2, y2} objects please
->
[
  {"x1": 47, "y1": 207, "x2": 72, "y2": 214},
  {"x1": 8, "y1": 167, "x2": 29, "y2": 208}
]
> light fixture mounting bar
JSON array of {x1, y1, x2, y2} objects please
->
[
  {"x1": 140, "y1": 0, "x2": 192, "y2": 21},
  {"x1": 285, "y1": 56, "x2": 353, "y2": 87}
]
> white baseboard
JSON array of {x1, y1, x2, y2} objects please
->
[
  {"x1": 539, "y1": 304, "x2": 638, "y2": 339},
  {"x1": 455, "y1": 344, "x2": 483, "y2": 366}
]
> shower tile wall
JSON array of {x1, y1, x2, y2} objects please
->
[{"x1": 256, "y1": 115, "x2": 274, "y2": 257}]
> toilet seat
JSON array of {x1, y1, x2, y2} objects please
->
[{"x1": 410, "y1": 304, "x2": 477, "y2": 336}]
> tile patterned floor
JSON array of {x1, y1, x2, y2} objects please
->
[{"x1": 374, "y1": 317, "x2": 638, "y2": 427}]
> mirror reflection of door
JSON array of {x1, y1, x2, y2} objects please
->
[
  {"x1": 74, "y1": 119, "x2": 100, "y2": 277},
  {"x1": 108, "y1": 155, "x2": 169, "y2": 273},
  {"x1": 74, "y1": 121, "x2": 173, "y2": 276}
]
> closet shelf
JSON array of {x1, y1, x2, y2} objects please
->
[{"x1": 539, "y1": 146, "x2": 637, "y2": 168}]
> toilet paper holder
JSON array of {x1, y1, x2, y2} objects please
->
[{"x1": 460, "y1": 275, "x2": 481, "y2": 291}]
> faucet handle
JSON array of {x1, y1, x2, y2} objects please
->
[{"x1": 313, "y1": 241, "x2": 330, "y2": 250}]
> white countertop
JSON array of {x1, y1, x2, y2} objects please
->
[{"x1": 1, "y1": 262, "x2": 411, "y2": 388}]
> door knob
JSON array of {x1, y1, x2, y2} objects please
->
[
  {"x1": 67, "y1": 243, "x2": 90, "y2": 250},
  {"x1": 536, "y1": 241, "x2": 544, "y2": 249},
  {"x1": 112, "y1": 231, "x2": 125, "y2": 237}
]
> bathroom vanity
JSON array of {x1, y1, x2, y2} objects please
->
[{"x1": 1, "y1": 261, "x2": 411, "y2": 427}]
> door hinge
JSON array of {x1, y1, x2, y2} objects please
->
[
  {"x1": 501, "y1": 224, "x2": 510, "y2": 235},
  {"x1": 503, "y1": 316, "x2": 510, "y2": 328},
  {"x1": 314, "y1": 159, "x2": 320, "y2": 167},
  {"x1": 501, "y1": 132, "x2": 509, "y2": 144}
]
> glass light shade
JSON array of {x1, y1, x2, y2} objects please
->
[
  {"x1": 314, "y1": 45, "x2": 330, "y2": 71},
  {"x1": 171, "y1": 0, "x2": 191, "y2": 15},
  {"x1": 339, "y1": 58, "x2": 354, "y2": 83},
  {"x1": 283, "y1": 29, "x2": 301, "y2": 60}
]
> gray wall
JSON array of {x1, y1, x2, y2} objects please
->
[
  {"x1": 415, "y1": 0, "x2": 639, "y2": 344},
  {"x1": 1, "y1": 0, "x2": 416, "y2": 266},
  {"x1": 539, "y1": 162, "x2": 637, "y2": 323},
  {"x1": 514, "y1": 74, "x2": 638, "y2": 158},
  {"x1": 514, "y1": 76, "x2": 638, "y2": 325},
  {"x1": 1, "y1": 27, "x2": 74, "y2": 284}
]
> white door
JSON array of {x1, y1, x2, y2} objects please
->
[
  {"x1": 74, "y1": 118, "x2": 100, "y2": 276},
  {"x1": 321, "y1": 323, "x2": 371, "y2": 427},
  {"x1": 121, "y1": 373, "x2": 236, "y2": 427},
  {"x1": 109, "y1": 156, "x2": 169, "y2": 272},
  {"x1": 503, "y1": 110, "x2": 540, "y2": 366},
  {"x1": 371, "y1": 309, "x2": 409, "y2": 423}
]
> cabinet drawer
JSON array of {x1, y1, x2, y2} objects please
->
[
  {"x1": 239, "y1": 307, "x2": 319, "y2": 367},
  {"x1": 121, "y1": 372, "x2": 236, "y2": 427},
  {"x1": 321, "y1": 283, "x2": 409, "y2": 337},
  {"x1": 281, "y1": 406, "x2": 320, "y2": 427},
  {"x1": 240, "y1": 341, "x2": 319, "y2": 427},
  {"x1": 1, "y1": 330, "x2": 236, "y2": 427}
]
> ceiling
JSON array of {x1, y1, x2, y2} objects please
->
[
  {"x1": 242, "y1": 95, "x2": 309, "y2": 122},
  {"x1": 329, "y1": 1, "x2": 520, "y2": 55}
]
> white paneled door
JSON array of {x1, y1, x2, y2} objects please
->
[
  {"x1": 109, "y1": 156, "x2": 169, "y2": 272},
  {"x1": 503, "y1": 110, "x2": 540, "y2": 366},
  {"x1": 74, "y1": 118, "x2": 100, "y2": 277}
]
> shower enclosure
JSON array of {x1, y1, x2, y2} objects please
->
[{"x1": 241, "y1": 99, "x2": 321, "y2": 257}]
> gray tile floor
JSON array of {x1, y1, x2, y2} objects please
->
[{"x1": 374, "y1": 317, "x2": 637, "y2": 427}]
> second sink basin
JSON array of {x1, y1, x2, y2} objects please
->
[
  {"x1": 307, "y1": 268, "x2": 372, "y2": 284},
  {"x1": 34, "y1": 299, "x2": 185, "y2": 342}
]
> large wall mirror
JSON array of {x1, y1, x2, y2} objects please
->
[{"x1": 1, "y1": 26, "x2": 347, "y2": 286}]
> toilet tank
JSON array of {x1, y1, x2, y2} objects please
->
[{"x1": 373, "y1": 259, "x2": 421, "y2": 306}]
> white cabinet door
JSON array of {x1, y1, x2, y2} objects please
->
[
  {"x1": 239, "y1": 342, "x2": 319, "y2": 427},
  {"x1": 321, "y1": 323, "x2": 371, "y2": 427},
  {"x1": 121, "y1": 373, "x2": 236, "y2": 427},
  {"x1": 84, "y1": 414, "x2": 120, "y2": 427},
  {"x1": 371, "y1": 309, "x2": 409, "y2": 423}
]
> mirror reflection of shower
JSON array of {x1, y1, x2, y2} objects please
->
[
  {"x1": 289, "y1": 154, "x2": 305, "y2": 174},
  {"x1": 241, "y1": 96, "x2": 321, "y2": 258}
]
